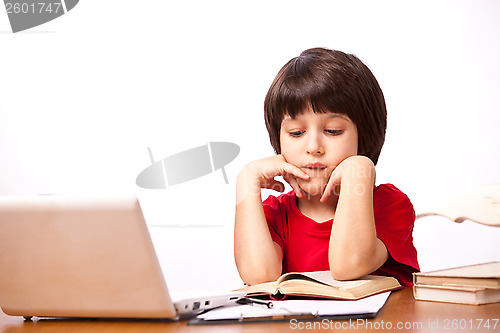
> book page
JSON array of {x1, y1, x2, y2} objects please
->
[
  {"x1": 280, "y1": 271, "x2": 369, "y2": 288},
  {"x1": 236, "y1": 281, "x2": 277, "y2": 294}
]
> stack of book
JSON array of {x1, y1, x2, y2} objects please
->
[{"x1": 413, "y1": 262, "x2": 500, "y2": 305}]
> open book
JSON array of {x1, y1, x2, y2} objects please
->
[{"x1": 237, "y1": 271, "x2": 401, "y2": 300}]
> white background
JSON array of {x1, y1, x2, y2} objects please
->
[{"x1": 1, "y1": 0, "x2": 499, "y2": 292}]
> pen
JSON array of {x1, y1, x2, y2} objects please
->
[{"x1": 236, "y1": 298, "x2": 274, "y2": 309}]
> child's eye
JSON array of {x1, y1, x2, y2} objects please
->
[
  {"x1": 289, "y1": 130, "x2": 305, "y2": 137},
  {"x1": 325, "y1": 129, "x2": 342, "y2": 135}
]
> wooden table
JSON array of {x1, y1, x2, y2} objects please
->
[{"x1": 1, "y1": 288, "x2": 499, "y2": 332}]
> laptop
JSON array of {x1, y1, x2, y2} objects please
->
[{"x1": 0, "y1": 195, "x2": 244, "y2": 320}]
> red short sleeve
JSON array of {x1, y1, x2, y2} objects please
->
[
  {"x1": 373, "y1": 184, "x2": 420, "y2": 286},
  {"x1": 262, "y1": 194, "x2": 286, "y2": 251}
]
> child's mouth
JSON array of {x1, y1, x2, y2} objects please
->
[
  {"x1": 302, "y1": 163, "x2": 329, "y2": 177},
  {"x1": 303, "y1": 163, "x2": 327, "y2": 170}
]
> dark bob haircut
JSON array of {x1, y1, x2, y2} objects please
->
[{"x1": 264, "y1": 48, "x2": 387, "y2": 165}]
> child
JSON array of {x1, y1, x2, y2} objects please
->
[{"x1": 234, "y1": 48, "x2": 419, "y2": 287}]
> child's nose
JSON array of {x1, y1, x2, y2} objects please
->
[{"x1": 306, "y1": 134, "x2": 325, "y2": 155}]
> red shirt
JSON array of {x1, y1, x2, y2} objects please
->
[{"x1": 263, "y1": 184, "x2": 419, "y2": 286}]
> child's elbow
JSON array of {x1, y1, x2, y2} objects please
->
[
  {"x1": 330, "y1": 268, "x2": 361, "y2": 281},
  {"x1": 241, "y1": 270, "x2": 280, "y2": 286},
  {"x1": 238, "y1": 264, "x2": 281, "y2": 286},
  {"x1": 329, "y1": 257, "x2": 373, "y2": 281}
]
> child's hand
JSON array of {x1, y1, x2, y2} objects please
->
[
  {"x1": 242, "y1": 155, "x2": 310, "y2": 198},
  {"x1": 320, "y1": 156, "x2": 376, "y2": 203}
]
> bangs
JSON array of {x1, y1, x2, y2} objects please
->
[{"x1": 270, "y1": 61, "x2": 351, "y2": 121}]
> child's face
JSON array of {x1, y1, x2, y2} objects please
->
[{"x1": 279, "y1": 109, "x2": 358, "y2": 197}]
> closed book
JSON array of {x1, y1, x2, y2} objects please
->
[
  {"x1": 413, "y1": 262, "x2": 500, "y2": 288},
  {"x1": 413, "y1": 284, "x2": 500, "y2": 305}
]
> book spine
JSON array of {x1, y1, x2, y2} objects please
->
[{"x1": 412, "y1": 273, "x2": 418, "y2": 285}]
